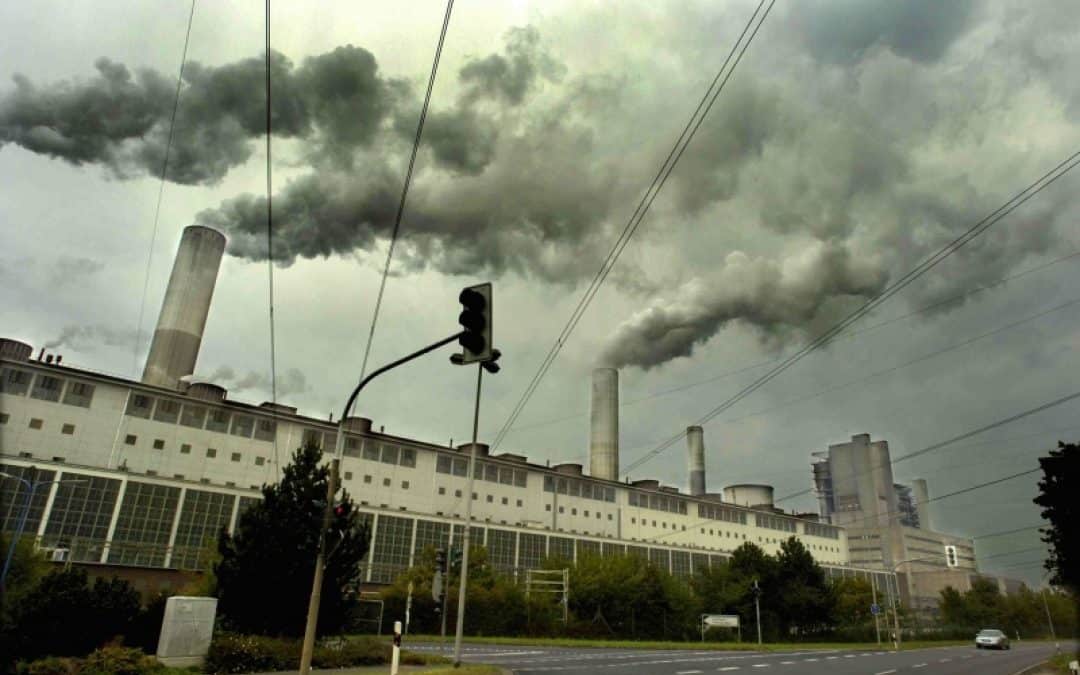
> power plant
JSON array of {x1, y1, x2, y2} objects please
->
[{"x1": 0, "y1": 223, "x2": 991, "y2": 607}]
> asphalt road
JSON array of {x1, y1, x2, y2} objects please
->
[{"x1": 405, "y1": 640, "x2": 1074, "y2": 675}]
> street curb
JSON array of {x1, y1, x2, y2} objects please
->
[{"x1": 1008, "y1": 660, "x2": 1052, "y2": 675}]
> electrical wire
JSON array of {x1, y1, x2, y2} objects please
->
[
  {"x1": 505, "y1": 249, "x2": 1080, "y2": 438},
  {"x1": 131, "y1": 0, "x2": 197, "y2": 378},
  {"x1": 356, "y1": 0, "x2": 455, "y2": 382},
  {"x1": 977, "y1": 545, "x2": 1046, "y2": 562},
  {"x1": 265, "y1": 0, "x2": 280, "y2": 476},
  {"x1": 489, "y1": 0, "x2": 777, "y2": 452},
  {"x1": 621, "y1": 149, "x2": 1080, "y2": 477},
  {"x1": 972, "y1": 524, "x2": 1044, "y2": 540}
]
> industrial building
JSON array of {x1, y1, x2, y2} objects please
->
[
  {"x1": 2, "y1": 225, "x2": 902, "y2": 599},
  {"x1": 811, "y1": 435, "x2": 979, "y2": 611}
]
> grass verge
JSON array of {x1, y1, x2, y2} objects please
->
[
  {"x1": 397, "y1": 634, "x2": 981, "y2": 652},
  {"x1": 422, "y1": 667, "x2": 503, "y2": 675}
]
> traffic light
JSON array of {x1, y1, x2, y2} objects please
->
[
  {"x1": 435, "y1": 548, "x2": 447, "y2": 574},
  {"x1": 454, "y1": 283, "x2": 493, "y2": 364},
  {"x1": 944, "y1": 544, "x2": 959, "y2": 568}
]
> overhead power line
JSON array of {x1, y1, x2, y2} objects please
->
[
  {"x1": 977, "y1": 545, "x2": 1046, "y2": 562},
  {"x1": 265, "y1": 0, "x2": 280, "y2": 475},
  {"x1": 356, "y1": 0, "x2": 455, "y2": 381},
  {"x1": 505, "y1": 250, "x2": 1080, "y2": 437},
  {"x1": 489, "y1": 0, "x2": 777, "y2": 452},
  {"x1": 621, "y1": 149, "x2": 1080, "y2": 477},
  {"x1": 973, "y1": 524, "x2": 1044, "y2": 540},
  {"x1": 131, "y1": 0, "x2": 197, "y2": 378}
]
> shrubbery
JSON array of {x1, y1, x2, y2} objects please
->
[
  {"x1": 203, "y1": 634, "x2": 434, "y2": 674},
  {"x1": 16, "y1": 647, "x2": 164, "y2": 675}
]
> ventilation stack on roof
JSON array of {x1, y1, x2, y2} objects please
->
[
  {"x1": 589, "y1": 367, "x2": 619, "y2": 481},
  {"x1": 911, "y1": 478, "x2": 931, "y2": 530},
  {"x1": 0, "y1": 338, "x2": 32, "y2": 361},
  {"x1": 142, "y1": 226, "x2": 226, "y2": 390},
  {"x1": 687, "y1": 425, "x2": 706, "y2": 496}
]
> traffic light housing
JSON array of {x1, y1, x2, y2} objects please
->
[
  {"x1": 455, "y1": 283, "x2": 493, "y2": 364},
  {"x1": 435, "y1": 548, "x2": 447, "y2": 574},
  {"x1": 944, "y1": 544, "x2": 959, "y2": 568}
]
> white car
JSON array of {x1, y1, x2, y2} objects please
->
[{"x1": 975, "y1": 629, "x2": 1010, "y2": 650}]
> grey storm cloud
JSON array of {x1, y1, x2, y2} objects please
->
[
  {"x1": 791, "y1": 0, "x2": 978, "y2": 64},
  {"x1": 203, "y1": 365, "x2": 310, "y2": 397},
  {"x1": 601, "y1": 243, "x2": 888, "y2": 369}
]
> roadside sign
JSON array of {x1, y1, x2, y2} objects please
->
[
  {"x1": 703, "y1": 614, "x2": 740, "y2": 628},
  {"x1": 871, "y1": 603, "x2": 882, "y2": 616}
]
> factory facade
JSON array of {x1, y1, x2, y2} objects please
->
[{"x1": 3, "y1": 225, "x2": 908, "y2": 601}]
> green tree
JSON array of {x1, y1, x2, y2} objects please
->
[
  {"x1": 727, "y1": 542, "x2": 779, "y2": 640},
  {"x1": 1033, "y1": 441, "x2": 1079, "y2": 592},
  {"x1": 774, "y1": 537, "x2": 834, "y2": 636},
  {"x1": 831, "y1": 576, "x2": 875, "y2": 636},
  {"x1": 215, "y1": 442, "x2": 370, "y2": 637}
]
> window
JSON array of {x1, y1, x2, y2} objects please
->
[
  {"x1": 344, "y1": 471, "x2": 353, "y2": 480},
  {"x1": 584, "y1": 510, "x2": 590, "y2": 517},
  {"x1": 206, "y1": 448, "x2": 217, "y2": 458},
  {"x1": 514, "y1": 470, "x2": 527, "y2": 487},
  {"x1": 400, "y1": 447, "x2": 416, "y2": 467},
  {"x1": 558, "y1": 506, "x2": 565, "y2": 514},
  {"x1": 230, "y1": 415, "x2": 255, "y2": 438},
  {"x1": 61, "y1": 423, "x2": 75, "y2": 435},
  {"x1": 153, "y1": 399, "x2": 181, "y2": 424},
  {"x1": 380, "y1": 445, "x2": 399, "y2": 465},
  {"x1": 486, "y1": 495, "x2": 494, "y2": 503},
  {"x1": 401, "y1": 481, "x2": 409, "y2": 489},
  {"x1": 436, "y1": 455, "x2": 452, "y2": 474},
  {"x1": 484, "y1": 464, "x2": 498, "y2": 482},
  {"x1": 124, "y1": 433, "x2": 136, "y2": 444},
  {"x1": 0, "y1": 367, "x2": 32, "y2": 395},
  {"x1": 62, "y1": 382, "x2": 95, "y2": 408},
  {"x1": 253, "y1": 418, "x2": 276, "y2": 442},
  {"x1": 362, "y1": 442, "x2": 380, "y2": 461},
  {"x1": 205, "y1": 409, "x2": 230, "y2": 433},
  {"x1": 153, "y1": 439, "x2": 165, "y2": 450},
  {"x1": 454, "y1": 489, "x2": 462, "y2": 498},
  {"x1": 180, "y1": 443, "x2": 191, "y2": 454},
  {"x1": 179, "y1": 404, "x2": 207, "y2": 429},
  {"x1": 230, "y1": 452, "x2": 241, "y2": 462},
  {"x1": 438, "y1": 486, "x2": 446, "y2": 495},
  {"x1": 30, "y1": 375, "x2": 64, "y2": 402},
  {"x1": 301, "y1": 428, "x2": 325, "y2": 449},
  {"x1": 501, "y1": 496, "x2": 509, "y2": 505},
  {"x1": 452, "y1": 458, "x2": 467, "y2": 476},
  {"x1": 382, "y1": 477, "x2": 391, "y2": 487},
  {"x1": 545, "y1": 504, "x2": 552, "y2": 512},
  {"x1": 571, "y1": 508, "x2": 577, "y2": 516},
  {"x1": 343, "y1": 436, "x2": 362, "y2": 457},
  {"x1": 364, "y1": 475, "x2": 372, "y2": 484},
  {"x1": 0, "y1": 413, "x2": 8, "y2": 424},
  {"x1": 516, "y1": 499, "x2": 523, "y2": 507},
  {"x1": 499, "y1": 467, "x2": 514, "y2": 485},
  {"x1": 254, "y1": 456, "x2": 265, "y2": 466},
  {"x1": 126, "y1": 394, "x2": 154, "y2": 418}
]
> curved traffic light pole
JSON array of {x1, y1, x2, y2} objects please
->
[{"x1": 299, "y1": 330, "x2": 465, "y2": 675}]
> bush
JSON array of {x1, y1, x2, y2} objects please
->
[
  {"x1": 204, "y1": 633, "x2": 409, "y2": 674},
  {"x1": 80, "y1": 646, "x2": 163, "y2": 675},
  {"x1": 17, "y1": 657, "x2": 80, "y2": 675}
]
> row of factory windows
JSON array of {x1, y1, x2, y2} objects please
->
[
  {"x1": 436, "y1": 455, "x2": 528, "y2": 487},
  {"x1": 0, "y1": 368, "x2": 96, "y2": 408},
  {"x1": 754, "y1": 513, "x2": 798, "y2": 533},
  {"x1": 627, "y1": 490, "x2": 688, "y2": 514},
  {"x1": 301, "y1": 430, "x2": 418, "y2": 471},
  {"x1": 698, "y1": 503, "x2": 749, "y2": 524},
  {"x1": 542, "y1": 475, "x2": 617, "y2": 502},
  {"x1": 125, "y1": 394, "x2": 278, "y2": 443}
]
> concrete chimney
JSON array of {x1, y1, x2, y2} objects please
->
[
  {"x1": 589, "y1": 368, "x2": 619, "y2": 480},
  {"x1": 142, "y1": 225, "x2": 226, "y2": 389},
  {"x1": 687, "y1": 426, "x2": 706, "y2": 496},
  {"x1": 912, "y1": 478, "x2": 931, "y2": 530}
]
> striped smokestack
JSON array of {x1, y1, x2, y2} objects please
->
[
  {"x1": 142, "y1": 225, "x2": 226, "y2": 390},
  {"x1": 687, "y1": 425, "x2": 706, "y2": 496}
]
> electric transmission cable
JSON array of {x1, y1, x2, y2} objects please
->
[
  {"x1": 489, "y1": 0, "x2": 777, "y2": 452},
  {"x1": 978, "y1": 546, "x2": 1046, "y2": 562},
  {"x1": 623, "y1": 149, "x2": 1080, "y2": 476},
  {"x1": 973, "y1": 524, "x2": 1044, "y2": 540},
  {"x1": 131, "y1": 0, "x2": 197, "y2": 378},
  {"x1": 265, "y1": 0, "x2": 281, "y2": 474},
  {"x1": 356, "y1": 0, "x2": 455, "y2": 382}
]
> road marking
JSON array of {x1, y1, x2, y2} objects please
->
[
  {"x1": 779, "y1": 661, "x2": 795, "y2": 665},
  {"x1": 844, "y1": 654, "x2": 856, "y2": 658},
  {"x1": 913, "y1": 664, "x2": 927, "y2": 669},
  {"x1": 751, "y1": 665, "x2": 769, "y2": 669},
  {"x1": 717, "y1": 667, "x2": 740, "y2": 672},
  {"x1": 826, "y1": 655, "x2": 838, "y2": 659},
  {"x1": 676, "y1": 671, "x2": 703, "y2": 674},
  {"x1": 874, "y1": 670, "x2": 897, "y2": 675},
  {"x1": 940, "y1": 658, "x2": 952, "y2": 662}
]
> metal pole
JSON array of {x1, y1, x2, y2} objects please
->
[
  {"x1": 1041, "y1": 588, "x2": 1057, "y2": 641},
  {"x1": 754, "y1": 579, "x2": 762, "y2": 645},
  {"x1": 298, "y1": 332, "x2": 463, "y2": 674},
  {"x1": 872, "y1": 576, "x2": 881, "y2": 645},
  {"x1": 452, "y1": 364, "x2": 483, "y2": 666},
  {"x1": 891, "y1": 580, "x2": 902, "y2": 651}
]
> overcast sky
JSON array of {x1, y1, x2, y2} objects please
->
[{"x1": 2, "y1": 0, "x2": 1078, "y2": 587}]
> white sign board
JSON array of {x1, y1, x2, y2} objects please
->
[
  {"x1": 703, "y1": 614, "x2": 740, "y2": 628},
  {"x1": 157, "y1": 596, "x2": 218, "y2": 667}
]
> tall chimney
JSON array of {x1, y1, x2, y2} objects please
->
[
  {"x1": 142, "y1": 225, "x2": 226, "y2": 390},
  {"x1": 687, "y1": 425, "x2": 706, "y2": 496},
  {"x1": 589, "y1": 368, "x2": 619, "y2": 481},
  {"x1": 911, "y1": 478, "x2": 931, "y2": 530}
]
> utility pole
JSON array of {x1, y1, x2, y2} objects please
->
[
  {"x1": 452, "y1": 364, "x2": 484, "y2": 665},
  {"x1": 1041, "y1": 587, "x2": 1057, "y2": 643},
  {"x1": 753, "y1": 579, "x2": 762, "y2": 646},
  {"x1": 872, "y1": 577, "x2": 881, "y2": 645}
]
